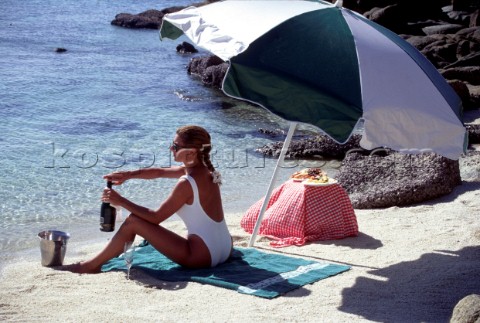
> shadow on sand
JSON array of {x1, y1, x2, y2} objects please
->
[
  {"x1": 255, "y1": 231, "x2": 383, "y2": 272},
  {"x1": 423, "y1": 181, "x2": 480, "y2": 205},
  {"x1": 339, "y1": 246, "x2": 480, "y2": 322},
  {"x1": 338, "y1": 182, "x2": 480, "y2": 322}
]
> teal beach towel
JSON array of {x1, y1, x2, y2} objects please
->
[{"x1": 102, "y1": 243, "x2": 350, "y2": 298}]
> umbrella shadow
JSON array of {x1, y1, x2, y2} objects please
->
[{"x1": 339, "y1": 246, "x2": 480, "y2": 322}]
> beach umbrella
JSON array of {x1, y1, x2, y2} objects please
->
[{"x1": 160, "y1": 0, "x2": 467, "y2": 246}]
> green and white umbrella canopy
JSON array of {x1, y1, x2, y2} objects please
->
[{"x1": 161, "y1": 0, "x2": 467, "y2": 160}]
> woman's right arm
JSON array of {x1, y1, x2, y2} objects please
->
[
  {"x1": 104, "y1": 166, "x2": 185, "y2": 185},
  {"x1": 103, "y1": 176, "x2": 192, "y2": 225}
]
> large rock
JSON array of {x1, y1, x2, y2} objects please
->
[
  {"x1": 422, "y1": 23, "x2": 465, "y2": 35},
  {"x1": 442, "y1": 65, "x2": 480, "y2": 85},
  {"x1": 110, "y1": 1, "x2": 219, "y2": 29},
  {"x1": 449, "y1": 80, "x2": 472, "y2": 108},
  {"x1": 450, "y1": 294, "x2": 480, "y2": 323},
  {"x1": 111, "y1": 7, "x2": 185, "y2": 29},
  {"x1": 363, "y1": 4, "x2": 407, "y2": 33},
  {"x1": 202, "y1": 63, "x2": 229, "y2": 88},
  {"x1": 466, "y1": 124, "x2": 480, "y2": 143},
  {"x1": 187, "y1": 55, "x2": 224, "y2": 75},
  {"x1": 467, "y1": 84, "x2": 480, "y2": 106},
  {"x1": 187, "y1": 55, "x2": 228, "y2": 88},
  {"x1": 176, "y1": 42, "x2": 198, "y2": 54},
  {"x1": 335, "y1": 150, "x2": 461, "y2": 209},
  {"x1": 256, "y1": 134, "x2": 362, "y2": 160}
]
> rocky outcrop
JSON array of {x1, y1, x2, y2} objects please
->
[
  {"x1": 110, "y1": 1, "x2": 218, "y2": 29},
  {"x1": 111, "y1": 8, "x2": 185, "y2": 29},
  {"x1": 176, "y1": 42, "x2": 198, "y2": 54},
  {"x1": 467, "y1": 124, "x2": 480, "y2": 143},
  {"x1": 450, "y1": 294, "x2": 480, "y2": 323},
  {"x1": 335, "y1": 150, "x2": 462, "y2": 209},
  {"x1": 256, "y1": 134, "x2": 362, "y2": 160},
  {"x1": 187, "y1": 56, "x2": 228, "y2": 88},
  {"x1": 349, "y1": 0, "x2": 480, "y2": 110}
]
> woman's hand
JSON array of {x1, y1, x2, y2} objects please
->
[
  {"x1": 103, "y1": 171, "x2": 130, "y2": 185},
  {"x1": 101, "y1": 187, "x2": 123, "y2": 206}
]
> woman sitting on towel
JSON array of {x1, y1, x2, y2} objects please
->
[{"x1": 66, "y1": 125, "x2": 232, "y2": 273}]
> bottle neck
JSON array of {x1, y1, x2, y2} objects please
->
[{"x1": 103, "y1": 181, "x2": 113, "y2": 206}]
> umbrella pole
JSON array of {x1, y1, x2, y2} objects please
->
[{"x1": 248, "y1": 122, "x2": 297, "y2": 247}]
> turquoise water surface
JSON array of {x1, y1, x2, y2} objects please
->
[{"x1": 0, "y1": 0, "x2": 334, "y2": 264}]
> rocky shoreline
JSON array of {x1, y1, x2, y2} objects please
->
[{"x1": 112, "y1": 0, "x2": 480, "y2": 209}]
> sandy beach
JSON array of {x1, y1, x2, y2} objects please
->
[
  {"x1": 1, "y1": 173, "x2": 479, "y2": 322},
  {"x1": 2, "y1": 0, "x2": 480, "y2": 320}
]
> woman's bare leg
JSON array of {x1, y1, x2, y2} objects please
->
[{"x1": 65, "y1": 214, "x2": 210, "y2": 274}]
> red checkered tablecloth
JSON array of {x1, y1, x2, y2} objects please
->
[{"x1": 241, "y1": 180, "x2": 358, "y2": 247}]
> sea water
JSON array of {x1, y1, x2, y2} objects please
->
[{"x1": 0, "y1": 0, "x2": 335, "y2": 264}]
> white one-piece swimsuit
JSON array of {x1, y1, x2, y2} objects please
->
[{"x1": 176, "y1": 175, "x2": 232, "y2": 267}]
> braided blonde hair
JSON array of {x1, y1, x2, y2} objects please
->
[{"x1": 176, "y1": 125, "x2": 222, "y2": 184}]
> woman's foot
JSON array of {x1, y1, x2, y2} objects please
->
[{"x1": 60, "y1": 262, "x2": 102, "y2": 274}]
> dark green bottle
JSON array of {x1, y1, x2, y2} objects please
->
[{"x1": 100, "y1": 181, "x2": 116, "y2": 232}]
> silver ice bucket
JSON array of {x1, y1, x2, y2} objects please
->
[{"x1": 38, "y1": 230, "x2": 70, "y2": 266}]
